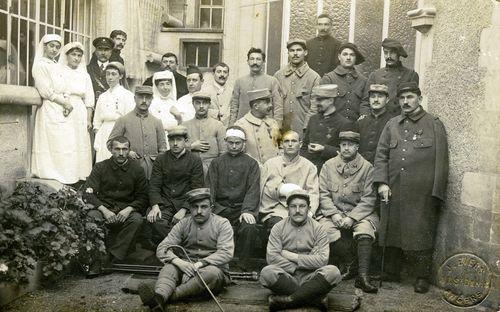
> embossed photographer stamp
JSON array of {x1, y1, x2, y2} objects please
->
[{"x1": 437, "y1": 253, "x2": 492, "y2": 308}]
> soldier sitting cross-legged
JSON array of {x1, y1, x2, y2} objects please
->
[
  {"x1": 138, "y1": 188, "x2": 234, "y2": 312},
  {"x1": 260, "y1": 189, "x2": 342, "y2": 312}
]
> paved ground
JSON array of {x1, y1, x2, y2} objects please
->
[{"x1": 4, "y1": 272, "x2": 488, "y2": 312}]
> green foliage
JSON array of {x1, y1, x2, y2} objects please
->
[{"x1": 0, "y1": 182, "x2": 106, "y2": 284}]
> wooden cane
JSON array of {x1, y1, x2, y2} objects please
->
[{"x1": 379, "y1": 200, "x2": 390, "y2": 288}]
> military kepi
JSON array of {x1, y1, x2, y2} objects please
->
[
  {"x1": 368, "y1": 84, "x2": 389, "y2": 95},
  {"x1": 286, "y1": 188, "x2": 310, "y2": 204},
  {"x1": 339, "y1": 131, "x2": 360, "y2": 143},
  {"x1": 192, "y1": 91, "x2": 212, "y2": 101},
  {"x1": 312, "y1": 84, "x2": 338, "y2": 98},
  {"x1": 93, "y1": 37, "x2": 114, "y2": 49},
  {"x1": 135, "y1": 85, "x2": 153, "y2": 95},
  {"x1": 397, "y1": 81, "x2": 421, "y2": 96},
  {"x1": 247, "y1": 88, "x2": 272, "y2": 103},
  {"x1": 381, "y1": 38, "x2": 408, "y2": 58},
  {"x1": 167, "y1": 125, "x2": 188, "y2": 138},
  {"x1": 186, "y1": 188, "x2": 211, "y2": 204},
  {"x1": 286, "y1": 38, "x2": 307, "y2": 49}
]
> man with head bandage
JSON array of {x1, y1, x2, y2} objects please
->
[{"x1": 207, "y1": 126, "x2": 261, "y2": 268}]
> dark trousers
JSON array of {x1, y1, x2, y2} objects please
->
[
  {"x1": 384, "y1": 247, "x2": 433, "y2": 279},
  {"x1": 147, "y1": 204, "x2": 175, "y2": 245},
  {"x1": 218, "y1": 209, "x2": 260, "y2": 260},
  {"x1": 233, "y1": 220, "x2": 260, "y2": 260},
  {"x1": 88, "y1": 209, "x2": 143, "y2": 260}
]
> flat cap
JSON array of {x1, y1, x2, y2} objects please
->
[
  {"x1": 93, "y1": 37, "x2": 114, "y2": 49},
  {"x1": 286, "y1": 188, "x2": 310, "y2": 204},
  {"x1": 167, "y1": 125, "x2": 188, "y2": 138},
  {"x1": 312, "y1": 84, "x2": 338, "y2": 98},
  {"x1": 368, "y1": 84, "x2": 389, "y2": 95},
  {"x1": 106, "y1": 61, "x2": 125, "y2": 75},
  {"x1": 134, "y1": 85, "x2": 153, "y2": 95},
  {"x1": 192, "y1": 91, "x2": 212, "y2": 101},
  {"x1": 338, "y1": 42, "x2": 365, "y2": 64},
  {"x1": 339, "y1": 131, "x2": 360, "y2": 143},
  {"x1": 247, "y1": 88, "x2": 272, "y2": 103},
  {"x1": 286, "y1": 38, "x2": 307, "y2": 49},
  {"x1": 397, "y1": 81, "x2": 421, "y2": 96},
  {"x1": 186, "y1": 188, "x2": 211, "y2": 204},
  {"x1": 381, "y1": 38, "x2": 408, "y2": 58}
]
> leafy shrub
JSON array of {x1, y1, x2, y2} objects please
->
[{"x1": 0, "y1": 182, "x2": 106, "y2": 284}]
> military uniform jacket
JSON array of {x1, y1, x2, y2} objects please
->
[
  {"x1": 228, "y1": 72, "x2": 284, "y2": 126},
  {"x1": 157, "y1": 214, "x2": 234, "y2": 272},
  {"x1": 321, "y1": 66, "x2": 367, "y2": 121},
  {"x1": 260, "y1": 155, "x2": 319, "y2": 221},
  {"x1": 273, "y1": 63, "x2": 320, "y2": 135},
  {"x1": 356, "y1": 109, "x2": 398, "y2": 164},
  {"x1": 207, "y1": 152, "x2": 260, "y2": 223},
  {"x1": 235, "y1": 112, "x2": 280, "y2": 164},
  {"x1": 267, "y1": 217, "x2": 330, "y2": 274},
  {"x1": 149, "y1": 150, "x2": 204, "y2": 211},
  {"x1": 301, "y1": 112, "x2": 353, "y2": 170},
  {"x1": 373, "y1": 108, "x2": 448, "y2": 250},
  {"x1": 184, "y1": 117, "x2": 227, "y2": 162},
  {"x1": 361, "y1": 63, "x2": 419, "y2": 116},
  {"x1": 306, "y1": 35, "x2": 341, "y2": 77},
  {"x1": 83, "y1": 158, "x2": 149, "y2": 214},
  {"x1": 318, "y1": 154, "x2": 377, "y2": 225}
]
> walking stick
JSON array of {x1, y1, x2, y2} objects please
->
[
  {"x1": 379, "y1": 199, "x2": 390, "y2": 288},
  {"x1": 166, "y1": 245, "x2": 225, "y2": 312}
]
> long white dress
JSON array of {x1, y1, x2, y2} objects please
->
[
  {"x1": 93, "y1": 84, "x2": 135, "y2": 162},
  {"x1": 31, "y1": 43, "x2": 94, "y2": 184}
]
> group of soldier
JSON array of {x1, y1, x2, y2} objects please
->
[{"x1": 78, "y1": 13, "x2": 449, "y2": 312}]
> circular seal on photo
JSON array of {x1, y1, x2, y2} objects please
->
[{"x1": 437, "y1": 253, "x2": 491, "y2": 308}]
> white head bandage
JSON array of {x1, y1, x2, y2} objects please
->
[
  {"x1": 43, "y1": 34, "x2": 62, "y2": 44},
  {"x1": 225, "y1": 128, "x2": 246, "y2": 140}
]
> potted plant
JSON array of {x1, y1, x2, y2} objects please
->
[{"x1": 0, "y1": 182, "x2": 106, "y2": 305}]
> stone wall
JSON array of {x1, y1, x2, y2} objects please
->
[
  {"x1": 288, "y1": 0, "x2": 417, "y2": 77},
  {"x1": 0, "y1": 104, "x2": 30, "y2": 197},
  {"x1": 421, "y1": 0, "x2": 499, "y2": 306}
]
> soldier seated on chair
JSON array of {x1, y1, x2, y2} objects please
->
[
  {"x1": 138, "y1": 188, "x2": 234, "y2": 312},
  {"x1": 207, "y1": 126, "x2": 261, "y2": 268},
  {"x1": 82, "y1": 135, "x2": 149, "y2": 277},
  {"x1": 317, "y1": 131, "x2": 379, "y2": 293},
  {"x1": 260, "y1": 189, "x2": 342, "y2": 312}
]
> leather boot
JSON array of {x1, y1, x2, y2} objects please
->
[
  {"x1": 138, "y1": 283, "x2": 166, "y2": 312},
  {"x1": 355, "y1": 236, "x2": 378, "y2": 293},
  {"x1": 355, "y1": 274, "x2": 378, "y2": 293},
  {"x1": 269, "y1": 274, "x2": 298, "y2": 295},
  {"x1": 268, "y1": 274, "x2": 333, "y2": 311}
]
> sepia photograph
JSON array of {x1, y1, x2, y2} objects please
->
[{"x1": 0, "y1": 0, "x2": 499, "y2": 311}]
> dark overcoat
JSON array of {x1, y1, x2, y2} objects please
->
[{"x1": 373, "y1": 108, "x2": 448, "y2": 251}]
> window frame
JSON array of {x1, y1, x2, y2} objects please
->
[
  {"x1": 1, "y1": 0, "x2": 93, "y2": 86},
  {"x1": 179, "y1": 38, "x2": 223, "y2": 71},
  {"x1": 198, "y1": 0, "x2": 224, "y2": 29}
]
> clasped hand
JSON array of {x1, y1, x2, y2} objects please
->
[{"x1": 173, "y1": 258, "x2": 203, "y2": 278}]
